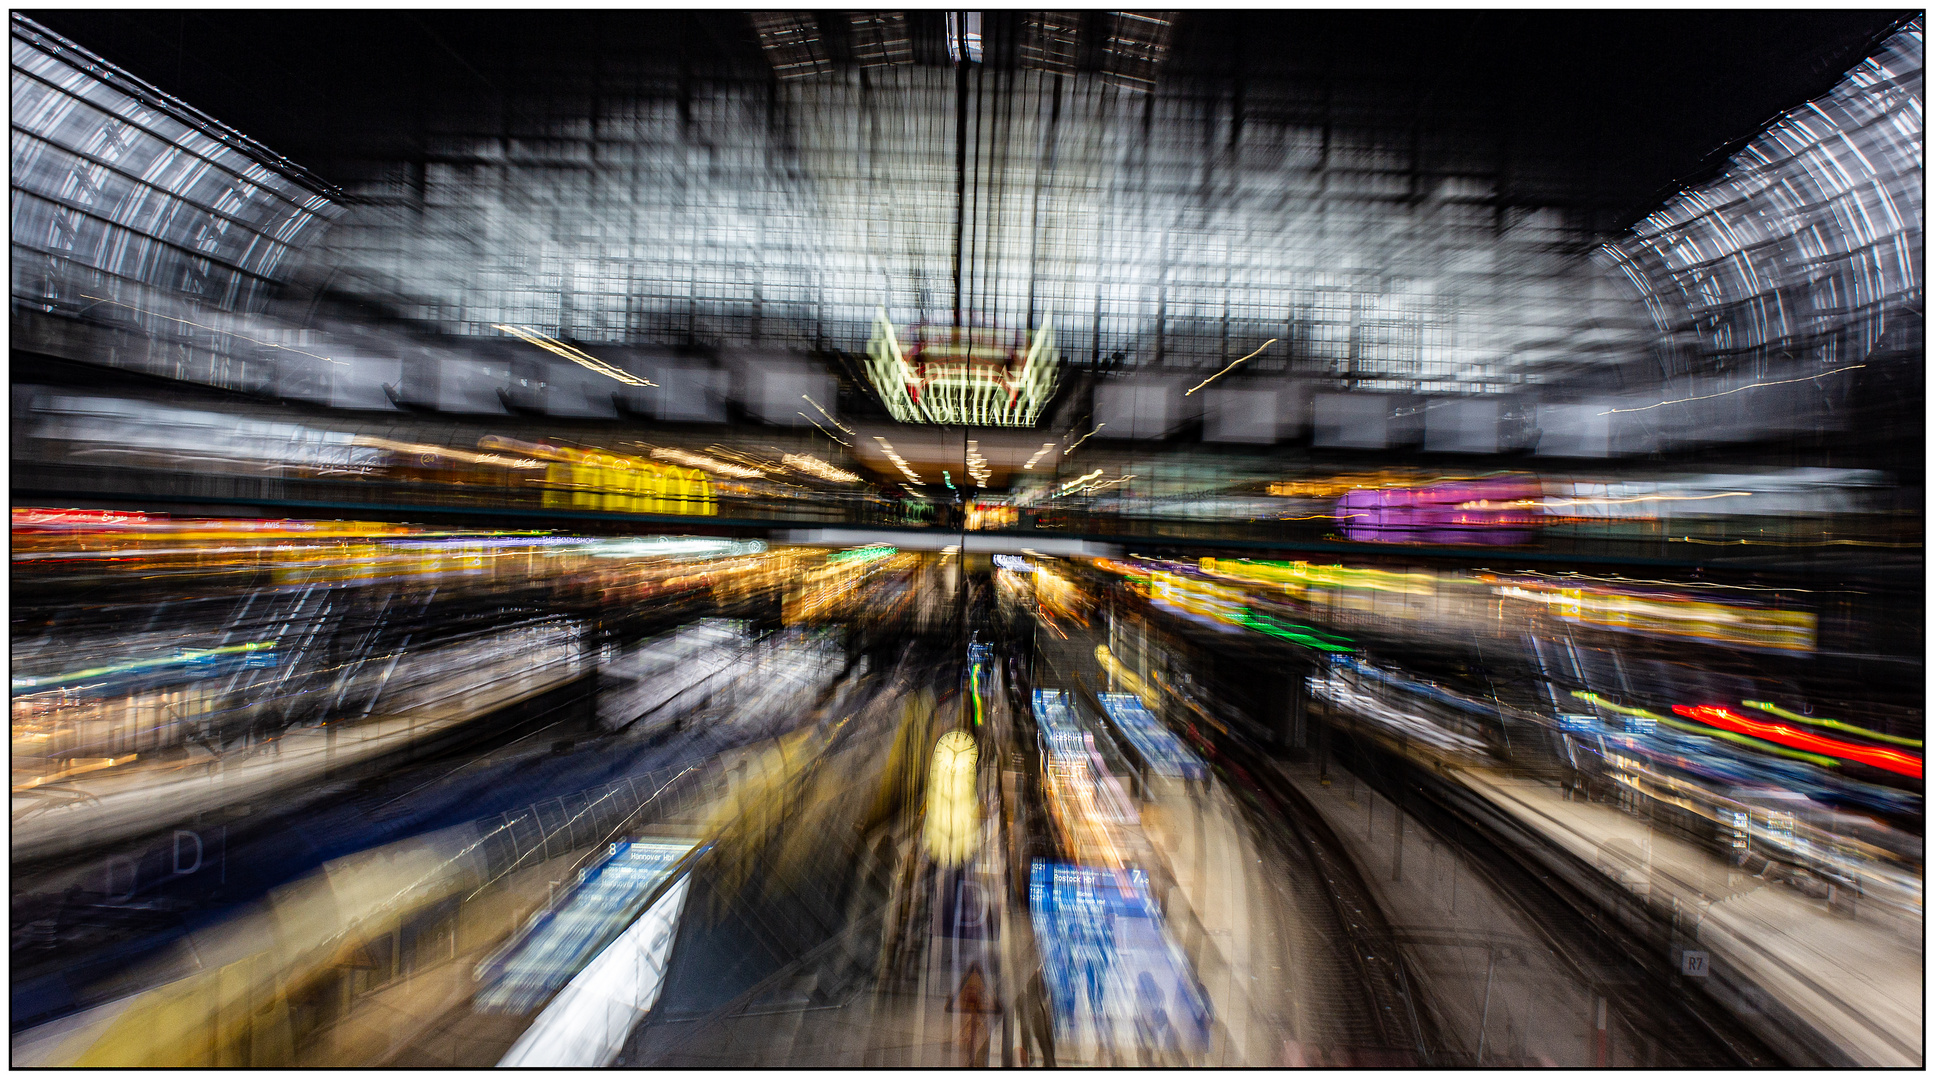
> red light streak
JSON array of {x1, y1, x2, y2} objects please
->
[
  {"x1": 1038, "y1": 605, "x2": 1069, "y2": 639},
  {"x1": 1673, "y1": 705, "x2": 1922, "y2": 778}
]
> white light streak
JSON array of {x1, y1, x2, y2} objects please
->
[
  {"x1": 1598, "y1": 365, "x2": 1866, "y2": 415},
  {"x1": 350, "y1": 435, "x2": 545, "y2": 470},
  {"x1": 83, "y1": 295, "x2": 348, "y2": 366},
  {"x1": 871, "y1": 436, "x2": 925, "y2": 486},
  {"x1": 1534, "y1": 491, "x2": 1754, "y2": 509},
  {"x1": 965, "y1": 439, "x2": 992, "y2": 486}
]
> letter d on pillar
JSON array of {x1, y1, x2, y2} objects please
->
[{"x1": 173, "y1": 830, "x2": 203, "y2": 875}]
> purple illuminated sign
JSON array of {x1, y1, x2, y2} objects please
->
[{"x1": 1334, "y1": 477, "x2": 1544, "y2": 545}]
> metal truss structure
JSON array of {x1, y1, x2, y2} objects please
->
[
  {"x1": 1607, "y1": 19, "x2": 1922, "y2": 377},
  {"x1": 247, "y1": 12, "x2": 1671, "y2": 399},
  {"x1": 9, "y1": 15, "x2": 341, "y2": 318},
  {"x1": 7, "y1": 12, "x2": 1922, "y2": 435}
]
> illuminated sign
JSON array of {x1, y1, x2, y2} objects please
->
[
  {"x1": 924, "y1": 730, "x2": 982, "y2": 866},
  {"x1": 494, "y1": 840, "x2": 700, "y2": 1067},
  {"x1": 480, "y1": 437, "x2": 715, "y2": 516},
  {"x1": 477, "y1": 838, "x2": 698, "y2": 1016},
  {"x1": 1098, "y1": 692, "x2": 1208, "y2": 780},
  {"x1": 1496, "y1": 580, "x2": 1816, "y2": 653},
  {"x1": 864, "y1": 308, "x2": 1059, "y2": 427},
  {"x1": 827, "y1": 544, "x2": 897, "y2": 565},
  {"x1": 585, "y1": 538, "x2": 764, "y2": 560},
  {"x1": 1028, "y1": 861, "x2": 1213, "y2": 1053},
  {"x1": 543, "y1": 459, "x2": 714, "y2": 516},
  {"x1": 966, "y1": 502, "x2": 1017, "y2": 529}
]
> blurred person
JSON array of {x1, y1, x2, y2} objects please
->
[
  {"x1": 1078, "y1": 922, "x2": 1118, "y2": 1058},
  {"x1": 1134, "y1": 970, "x2": 1176, "y2": 1065},
  {"x1": 947, "y1": 962, "x2": 996, "y2": 1067},
  {"x1": 1017, "y1": 964, "x2": 1056, "y2": 1067}
]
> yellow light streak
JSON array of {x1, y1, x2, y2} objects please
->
[
  {"x1": 1062, "y1": 423, "x2": 1104, "y2": 455},
  {"x1": 1482, "y1": 569, "x2": 1816, "y2": 593},
  {"x1": 1185, "y1": 337, "x2": 1278, "y2": 395},
  {"x1": 1094, "y1": 645, "x2": 1158, "y2": 710},
  {"x1": 800, "y1": 394, "x2": 857, "y2": 437},
  {"x1": 795, "y1": 412, "x2": 853, "y2": 446},
  {"x1": 494, "y1": 324, "x2": 654, "y2": 386},
  {"x1": 14, "y1": 753, "x2": 139, "y2": 791},
  {"x1": 1530, "y1": 491, "x2": 1753, "y2": 508},
  {"x1": 1057, "y1": 469, "x2": 1105, "y2": 494},
  {"x1": 1065, "y1": 473, "x2": 1136, "y2": 497},
  {"x1": 703, "y1": 444, "x2": 787, "y2": 477},
  {"x1": 781, "y1": 453, "x2": 861, "y2": 484},
  {"x1": 647, "y1": 447, "x2": 765, "y2": 480}
]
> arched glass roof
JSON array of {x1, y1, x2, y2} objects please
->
[
  {"x1": 9, "y1": 14, "x2": 342, "y2": 317},
  {"x1": 1606, "y1": 18, "x2": 1921, "y2": 375}
]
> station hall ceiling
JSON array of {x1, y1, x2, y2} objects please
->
[
  {"x1": 14, "y1": 10, "x2": 1920, "y2": 400},
  {"x1": 23, "y1": 12, "x2": 1910, "y2": 225}
]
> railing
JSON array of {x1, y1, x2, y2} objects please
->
[
  {"x1": 10, "y1": 617, "x2": 585, "y2": 783},
  {"x1": 466, "y1": 763, "x2": 712, "y2": 919},
  {"x1": 19, "y1": 457, "x2": 1921, "y2": 570}
]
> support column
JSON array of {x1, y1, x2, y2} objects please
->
[{"x1": 1591, "y1": 994, "x2": 1609, "y2": 1066}]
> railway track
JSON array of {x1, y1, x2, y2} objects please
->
[
  {"x1": 1133, "y1": 685, "x2": 1445, "y2": 1063},
  {"x1": 1328, "y1": 728, "x2": 1790, "y2": 1066}
]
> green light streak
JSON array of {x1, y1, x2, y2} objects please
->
[
  {"x1": 1237, "y1": 610, "x2": 1353, "y2": 652},
  {"x1": 827, "y1": 545, "x2": 897, "y2": 565},
  {"x1": 15, "y1": 641, "x2": 277, "y2": 693},
  {"x1": 1741, "y1": 700, "x2": 1922, "y2": 749},
  {"x1": 1572, "y1": 691, "x2": 1839, "y2": 768}
]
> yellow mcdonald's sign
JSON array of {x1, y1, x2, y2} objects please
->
[{"x1": 481, "y1": 436, "x2": 716, "y2": 516}]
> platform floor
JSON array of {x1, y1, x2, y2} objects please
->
[
  {"x1": 1455, "y1": 767, "x2": 1922, "y2": 1067},
  {"x1": 11, "y1": 661, "x2": 581, "y2": 861}
]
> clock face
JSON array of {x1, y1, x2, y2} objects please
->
[
  {"x1": 925, "y1": 729, "x2": 983, "y2": 866},
  {"x1": 933, "y1": 729, "x2": 980, "y2": 774}
]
